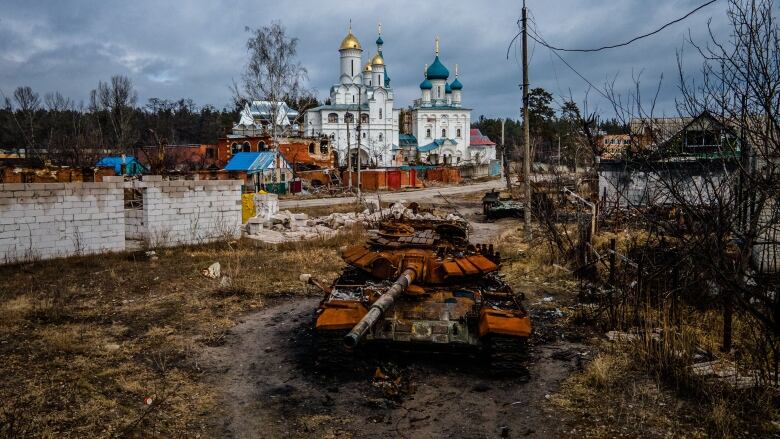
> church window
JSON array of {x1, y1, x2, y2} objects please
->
[
  {"x1": 328, "y1": 113, "x2": 338, "y2": 123},
  {"x1": 442, "y1": 129, "x2": 447, "y2": 138},
  {"x1": 345, "y1": 113, "x2": 354, "y2": 123},
  {"x1": 352, "y1": 95, "x2": 355, "y2": 103},
  {"x1": 456, "y1": 128, "x2": 462, "y2": 138},
  {"x1": 426, "y1": 128, "x2": 431, "y2": 138},
  {"x1": 361, "y1": 114, "x2": 369, "y2": 124},
  {"x1": 379, "y1": 133, "x2": 383, "y2": 142},
  {"x1": 308, "y1": 143, "x2": 315, "y2": 154},
  {"x1": 379, "y1": 108, "x2": 382, "y2": 119},
  {"x1": 242, "y1": 142, "x2": 251, "y2": 152},
  {"x1": 320, "y1": 142, "x2": 329, "y2": 155},
  {"x1": 351, "y1": 60, "x2": 354, "y2": 77},
  {"x1": 231, "y1": 143, "x2": 239, "y2": 154},
  {"x1": 258, "y1": 141, "x2": 267, "y2": 151},
  {"x1": 362, "y1": 132, "x2": 366, "y2": 139}
]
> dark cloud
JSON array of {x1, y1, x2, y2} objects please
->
[{"x1": 0, "y1": 0, "x2": 731, "y2": 118}]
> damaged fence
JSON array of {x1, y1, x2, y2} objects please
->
[{"x1": 0, "y1": 175, "x2": 243, "y2": 264}]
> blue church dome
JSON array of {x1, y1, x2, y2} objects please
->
[
  {"x1": 426, "y1": 56, "x2": 449, "y2": 80},
  {"x1": 376, "y1": 35, "x2": 384, "y2": 45},
  {"x1": 450, "y1": 78, "x2": 463, "y2": 90},
  {"x1": 420, "y1": 78, "x2": 433, "y2": 90},
  {"x1": 445, "y1": 82, "x2": 452, "y2": 94}
]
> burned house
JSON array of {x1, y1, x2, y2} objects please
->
[{"x1": 598, "y1": 111, "x2": 742, "y2": 209}]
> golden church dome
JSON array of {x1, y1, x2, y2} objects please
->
[
  {"x1": 339, "y1": 32, "x2": 362, "y2": 51},
  {"x1": 363, "y1": 62, "x2": 373, "y2": 72},
  {"x1": 370, "y1": 53, "x2": 384, "y2": 66}
]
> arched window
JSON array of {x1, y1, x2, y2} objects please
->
[
  {"x1": 379, "y1": 108, "x2": 382, "y2": 119},
  {"x1": 308, "y1": 143, "x2": 315, "y2": 154},
  {"x1": 442, "y1": 129, "x2": 447, "y2": 138},
  {"x1": 456, "y1": 128, "x2": 462, "y2": 138},
  {"x1": 258, "y1": 141, "x2": 266, "y2": 151},
  {"x1": 345, "y1": 113, "x2": 354, "y2": 123},
  {"x1": 361, "y1": 113, "x2": 369, "y2": 124},
  {"x1": 378, "y1": 133, "x2": 383, "y2": 142},
  {"x1": 328, "y1": 113, "x2": 338, "y2": 123},
  {"x1": 242, "y1": 142, "x2": 251, "y2": 152},
  {"x1": 320, "y1": 142, "x2": 328, "y2": 155},
  {"x1": 426, "y1": 128, "x2": 431, "y2": 138}
]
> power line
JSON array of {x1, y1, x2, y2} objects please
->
[
  {"x1": 533, "y1": 0, "x2": 717, "y2": 53},
  {"x1": 528, "y1": 25, "x2": 631, "y2": 114}
]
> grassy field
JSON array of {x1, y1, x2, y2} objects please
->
[{"x1": 0, "y1": 228, "x2": 363, "y2": 438}]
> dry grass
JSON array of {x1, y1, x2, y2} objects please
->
[{"x1": 0, "y1": 227, "x2": 364, "y2": 438}]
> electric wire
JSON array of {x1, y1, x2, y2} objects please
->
[{"x1": 532, "y1": 0, "x2": 717, "y2": 52}]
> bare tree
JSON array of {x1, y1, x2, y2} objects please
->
[
  {"x1": 232, "y1": 22, "x2": 309, "y2": 145},
  {"x1": 4, "y1": 86, "x2": 41, "y2": 156},
  {"x1": 90, "y1": 75, "x2": 138, "y2": 150}
]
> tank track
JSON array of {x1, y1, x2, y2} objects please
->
[{"x1": 487, "y1": 335, "x2": 528, "y2": 374}]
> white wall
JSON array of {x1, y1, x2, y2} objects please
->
[
  {"x1": 0, "y1": 177, "x2": 125, "y2": 263},
  {"x1": 127, "y1": 176, "x2": 242, "y2": 247}
]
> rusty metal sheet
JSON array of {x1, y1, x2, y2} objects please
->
[
  {"x1": 455, "y1": 257, "x2": 480, "y2": 275},
  {"x1": 466, "y1": 255, "x2": 497, "y2": 273},
  {"x1": 442, "y1": 260, "x2": 463, "y2": 277}
]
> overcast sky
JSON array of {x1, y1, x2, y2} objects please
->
[{"x1": 0, "y1": 0, "x2": 731, "y2": 119}]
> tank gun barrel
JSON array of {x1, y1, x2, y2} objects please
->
[{"x1": 344, "y1": 268, "x2": 417, "y2": 348}]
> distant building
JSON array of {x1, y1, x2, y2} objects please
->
[
  {"x1": 598, "y1": 134, "x2": 632, "y2": 160},
  {"x1": 95, "y1": 156, "x2": 146, "y2": 176},
  {"x1": 233, "y1": 101, "x2": 300, "y2": 137},
  {"x1": 224, "y1": 151, "x2": 293, "y2": 193},
  {"x1": 304, "y1": 24, "x2": 400, "y2": 168},
  {"x1": 410, "y1": 38, "x2": 483, "y2": 164}
]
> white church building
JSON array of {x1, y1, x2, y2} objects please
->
[
  {"x1": 304, "y1": 25, "x2": 400, "y2": 167},
  {"x1": 304, "y1": 26, "x2": 493, "y2": 167},
  {"x1": 411, "y1": 39, "x2": 493, "y2": 165}
]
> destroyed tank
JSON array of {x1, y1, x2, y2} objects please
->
[{"x1": 309, "y1": 217, "x2": 532, "y2": 369}]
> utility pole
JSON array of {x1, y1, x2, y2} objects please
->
[
  {"x1": 346, "y1": 118, "x2": 352, "y2": 190},
  {"x1": 356, "y1": 87, "x2": 363, "y2": 201},
  {"x1": 522, "y1": 0, "x2": 532, "y2": 241}
]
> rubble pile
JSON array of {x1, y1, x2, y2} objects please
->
[{"x1": 242, "y1": 193, "x2": 464, "y2": 244}]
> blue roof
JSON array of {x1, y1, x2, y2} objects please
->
[
  {"x1": 418, "y1": 139, "x2": 445, "y2": 152},
  {"x1": 450, "y1": 78, "x2": 463, "y2": 90},
  {"x1": 426, "y1": 56, "x2": 449, "y2": 80},
  {"x1": 225, "y1": 152, "x2": 287, "y2": 174},
  {"x1": 399, "y1": 134, "x2": 418, "y2": 147},
  {"x1": 420, "y1": 78, "x2": 433, "y2": 90},
  {"x1": 376, "y1": 36, "x2": 384, "y2": 45},
  {"x1": 96, "y1": 156, "x2": 145, "y2": 175},
  {"x1": 445, "y1": 82, "x2": 452, "y2": 94}
]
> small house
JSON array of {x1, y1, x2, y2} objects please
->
[{"x1": 224, "y1": 151, "x2": 293, "y2": 194}]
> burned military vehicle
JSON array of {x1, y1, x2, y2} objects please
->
[
  {"x1": 309, "y1": 218, "x2": 531, "y2": 369},
  {"x1": 482, "y1": 189, "x2": 524, "y2": 220}
]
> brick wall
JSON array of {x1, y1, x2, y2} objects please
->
[
  {"x1": 0, "y1": 176, "x2": 125, "y2": 263},
  {"x1": 126, "y1": 176, "x2": 242, "y2": 247}
]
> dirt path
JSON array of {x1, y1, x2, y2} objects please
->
[
  {"x1": 201, "y1": 205, "x2": 586, "y2": 438},
  {"x1": 201, "y1": 295, "x2": 584, "y2": 439}
]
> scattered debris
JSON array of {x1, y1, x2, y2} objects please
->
[{"x1": 201, "y1": 262, "x2": 221, "y2": 279}]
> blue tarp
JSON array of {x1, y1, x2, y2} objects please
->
[
  {"x1": 225, "y1": 152, "x2": 285, "y2": 174},
  {"x1": 96, "y1": 156, "x2": 146, "y2": 176}
]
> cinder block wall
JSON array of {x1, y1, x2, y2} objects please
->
[
  {"x1": 0, "y1": 176, "x2": 125, "y2": 263},
  {"x1": 127, "y1": 176, "x2": 242, "y2": 247}
]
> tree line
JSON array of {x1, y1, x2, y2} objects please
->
[{"x1": 0, "y1": 77, "x2": 241, "y2": 167}]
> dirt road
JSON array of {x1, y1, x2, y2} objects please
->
[
  {"x1": 279, "y1": 180, "x2": 504, "y2": 210},
  {"x1": 202, "y1": 201, "x2": 586, "y2": 438}
]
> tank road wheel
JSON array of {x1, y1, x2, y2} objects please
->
[{"x1": 486, "y1": 335, "x2": 528, "y2": 375}]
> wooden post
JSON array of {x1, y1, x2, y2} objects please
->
[{"x1": 608, "y1": 238, "x2": 617, "y2": 286}]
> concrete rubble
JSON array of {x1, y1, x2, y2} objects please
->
[{"x1": 242, "y1": 193, "x2": 463, "y2": 244}]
